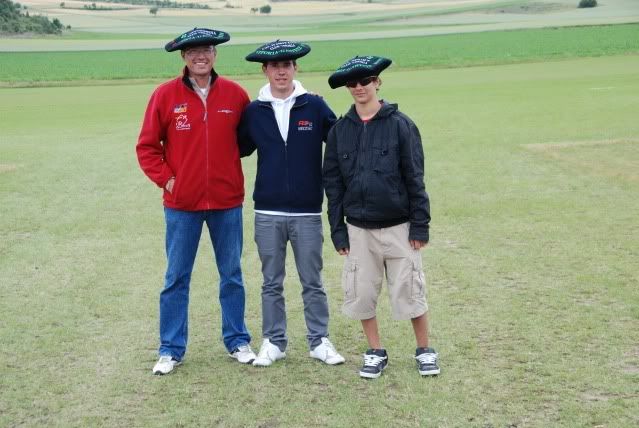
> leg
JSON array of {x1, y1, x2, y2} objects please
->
[
  {"x1": 205, "y1": 206, "x2": 251, "y2": 352},
  {"x1": 288, "y1": 216, "x2": 328, "y2": 349},
  {"x1": 254, "y1": 213, "x2": 288, "y2": 351},
  {"x1": 342, "y1": 224, "x2": 385, "y2": 321},
  {"x1": 159, "y1": 208, "x2": 204, "y2": 360},
  {"x1": 361, "y1": 317, "x2": 382, "y2": 349},
  {"x1": 384, "y1": 223, "x2": 428, "y2": 321},
  {"x1": 411, "y1": 313, "x2": 429, "y2": 348}
]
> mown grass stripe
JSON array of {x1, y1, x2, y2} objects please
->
[{"x1": 1, "y1": 23, "x2": 638, "y2": 85}]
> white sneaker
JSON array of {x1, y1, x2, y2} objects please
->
[
  {"x1": 252, "y1": 339, "x2": 286, "y2": 367},
  {"x1": 229, "y1": 344, "x2": 256, "y2": 364},
  {"x1": 152, "y1": 355, "x2": 182, "y2": 375},
  {"x1": 310, "y1": 337, "x2": 345, "y2": 365}
]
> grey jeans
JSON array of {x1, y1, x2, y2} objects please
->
[{"x1": 254, "y1": 213, "x2": 329, "y2": 350}]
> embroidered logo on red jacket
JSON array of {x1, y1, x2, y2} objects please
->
[
  {"x1": 175, "y1": 114, "x2": 191, "y2": 131},
  {"x1": 297, "y1": 120, "x2": 313, "y2": 131},
  {"x1": 173, "y1": 103, "x2": 187, "y2": 114}
]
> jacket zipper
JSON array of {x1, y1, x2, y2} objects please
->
[
  {"x1": 201, "y1": 95, "x2": 210, "y2": 210},
  {"x1": 261, "y1": 99, "x2": 307, "y2": 210},
  {"x1": 360, "y1": 121, "x2": 367, "y2": 221}
]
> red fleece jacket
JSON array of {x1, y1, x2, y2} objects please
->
[{"x1": 137, "y1": 70, "x2": 250, "y2": 211}]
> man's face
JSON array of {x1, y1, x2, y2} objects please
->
[
  {"x1": 182, "y1": 45, "x2": 216, "y2": 78},
  {"x1": 262, "y1": 60, "x2": 297, "y2": 93}
]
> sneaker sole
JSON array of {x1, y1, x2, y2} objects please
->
[
  {"x1": 252, "y1": 354, "x2": 286, "y2": 367},
  {"x1": 419, "y1": 368, "x2": 440, "y2": 376},
  {"x1": 309, "y1": 353, "x2": 345, "y2": 365},
  {"x1": 359, "y1": 370, "x2": 383, "y2": 379},
  {"x1": 228, "y1": 354, "x2": 255, "y2": 364},
  {"x1": 153, "y1": 361, "x2": 182, "y2": 375}
]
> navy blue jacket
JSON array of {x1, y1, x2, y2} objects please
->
[{"x1": 238, "y1": 93, "x2": 336, "y2": 213}]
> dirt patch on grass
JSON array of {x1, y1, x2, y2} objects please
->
[
  {"x1": 622, "y1": 346, "x2": 639, "y2": 374},
  {"x1": 482, "y1": 2, "x2": 573, "y2": 14},
  {"x1": 524, "y1": 139, "x2": 639, "y2": 182},
  {"x1": 0, "y1": 164, "x2": 19, "y2": 173}
]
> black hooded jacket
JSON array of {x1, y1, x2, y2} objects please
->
[{"x1": 322, "y1": 102, "x2": 430, "y2": 251}]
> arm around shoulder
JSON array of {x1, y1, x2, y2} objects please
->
[{"x1": 237, "y1": 105, "x2": 257, "y2": 158}]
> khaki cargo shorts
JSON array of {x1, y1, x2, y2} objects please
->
[{"x1": 341, "y1": 222, "x2": 428, "y2": 320}]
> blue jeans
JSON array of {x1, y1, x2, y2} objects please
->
[{"x1": 159, "y1": 206, "x2": 251, "y2": 360}]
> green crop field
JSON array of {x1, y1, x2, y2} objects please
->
[
  {"x1": 1, "y1": 48, "x2": 638, "y2": 426},
  {"x1": 1, "y1": 23, "x2": 639, "y2": 86},
  {"x1": 2, "y1": 0, "x2": 638, "y2": 53}
]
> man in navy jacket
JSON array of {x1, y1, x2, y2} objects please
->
[{"x1": 238, "y1": 40, "x2": 344, "y2": 367}]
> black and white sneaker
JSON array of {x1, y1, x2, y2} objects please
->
[
  {"x1": 359, "y1": 349, "x2": 388, "y2": 379},
  {"x1": 415, "y1": 347, "x2": 440, "y2": 376}
]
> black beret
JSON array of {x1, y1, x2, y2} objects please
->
[
  {"x1": 165, "y1": 28, "x2": 230, "y2": 52},
  {"x1": 328, "y1": 55, "x2": 392, "y2": 89},
  {"x1": 245, "y1": 40, "x2": 311, "y2": 63}
]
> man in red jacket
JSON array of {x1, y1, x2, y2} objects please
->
[{"x1": 136, "y1": 28, "x2": 256, "y2": 375}]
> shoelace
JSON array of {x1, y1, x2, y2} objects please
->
[
  {"x1": 363, "y1": 354, "x2": 386, "y2": 367},
  {"x1": 322, "y1": 340, "x2": 338, "y2": 354},
  {"x1": 158, "y1": 356, "x2": 174, "y2": 364},
  {"x1": 415, "y1": 352, "x2": 438, "y2": 365},
  {"x1": 236, "y1": 345, "x2": 251, "y2": 353},
  {"x1": 257, "y1": 344, "x2": 277, "y2": 359}
]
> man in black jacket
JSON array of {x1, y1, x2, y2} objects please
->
[{"x1": 323, "y1": 56, "x2": 440, "y2": 379}]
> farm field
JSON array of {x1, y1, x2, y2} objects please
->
[
  {"x1": 2, "y1": 0, "x2": 639, "y2": 51},
  {"x1": 1, "y1": 23, "x2": 639, "y2": 86},
  {"x1": 1, "y1": 52, "x2": 638, "y2": 426}
]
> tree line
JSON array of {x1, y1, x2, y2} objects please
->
[{"x1": 1, "y1": 0, "x2": 66, "y2": 34}]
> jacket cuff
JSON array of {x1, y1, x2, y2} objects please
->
[
  {"x1": 332, "y1": 230, "x2": 350, "y2": 251},
  {"x1": 409, "y1": 224, "x2": 429, "y2": 243}
]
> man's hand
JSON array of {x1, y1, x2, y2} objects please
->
[
  {"x1": 165, "y1": 177, "x2": 175, "y2": 194},
  {"x1": 338, "y1": 248, "x2": 350, "y2": 255},
  {"x1": 410, "y1": 240, "x2": 427, "y2": 250}
]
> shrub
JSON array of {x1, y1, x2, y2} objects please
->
[
  {"x1": 259, "y1": 4, "x2": 270, "y2": 13},
  {"x1": 578, "y1": 0, "x2": 597, "y2": 8}
]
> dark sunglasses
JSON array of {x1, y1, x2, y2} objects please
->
[{"x1": 345, "y1": 76, "x2": 377, "y2": 88}]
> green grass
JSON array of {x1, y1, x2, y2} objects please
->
[
  {"x1": 1, "y1": 54, "x2": 638, "y2": 426},
  {"x1": 1, "y1": 24, "x2": 639, "y2": 85}
]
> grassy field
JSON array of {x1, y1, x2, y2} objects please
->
[
  {"x1": 1, "y1": 52, "x2": 638, "y2": 426},
  {"x1": 1, "y1": 23, "x2": 639, "y2": 86},
  {"x1": 2, "y1": 0, "x2": 638, "y2": 52}
]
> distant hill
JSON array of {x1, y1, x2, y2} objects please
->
[{"x1": 0, "y1": 0, "x2": 65, "y2": 34}]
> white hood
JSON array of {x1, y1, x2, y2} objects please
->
[{"x1": 257, "y1": 80, "x2": 307, "y2": 142}]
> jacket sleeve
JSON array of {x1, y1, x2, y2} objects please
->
[
  {"x1": 136, "y1": 88, "x2": 174, "y2": 189},
  {"x1": 322, "y1": 125, "x2": 349, "y2": 250},
  {"x1": 398, "y1": 115, "x2": 431, "y2": 242},
  {"x1": 237, "y1": 106, "x2": 256, "y2": 158},
  {"x1": 319, "y1": 98, "x2": 337, "y2": 143}
]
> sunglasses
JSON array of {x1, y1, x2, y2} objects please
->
[{"x1": 345, "y1": 76, "x2": 377, "y2": 88}]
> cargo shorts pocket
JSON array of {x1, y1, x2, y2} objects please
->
[
  {"x1": 411, "y1": 262, "x2": 426, "y2": 300},
  {"x1": 342, "y1": 260, "x2": 358, "y2": 301}
]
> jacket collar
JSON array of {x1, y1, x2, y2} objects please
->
[
  {"x1": 181, "y1": 66, "x2": 218, "y2": 91},
  {"x1": 258, "y1": 93, "x2": 309, "y2": 109},
  {"x1": 345, "y1": 101, "x2": 397, "y2": 123}
]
